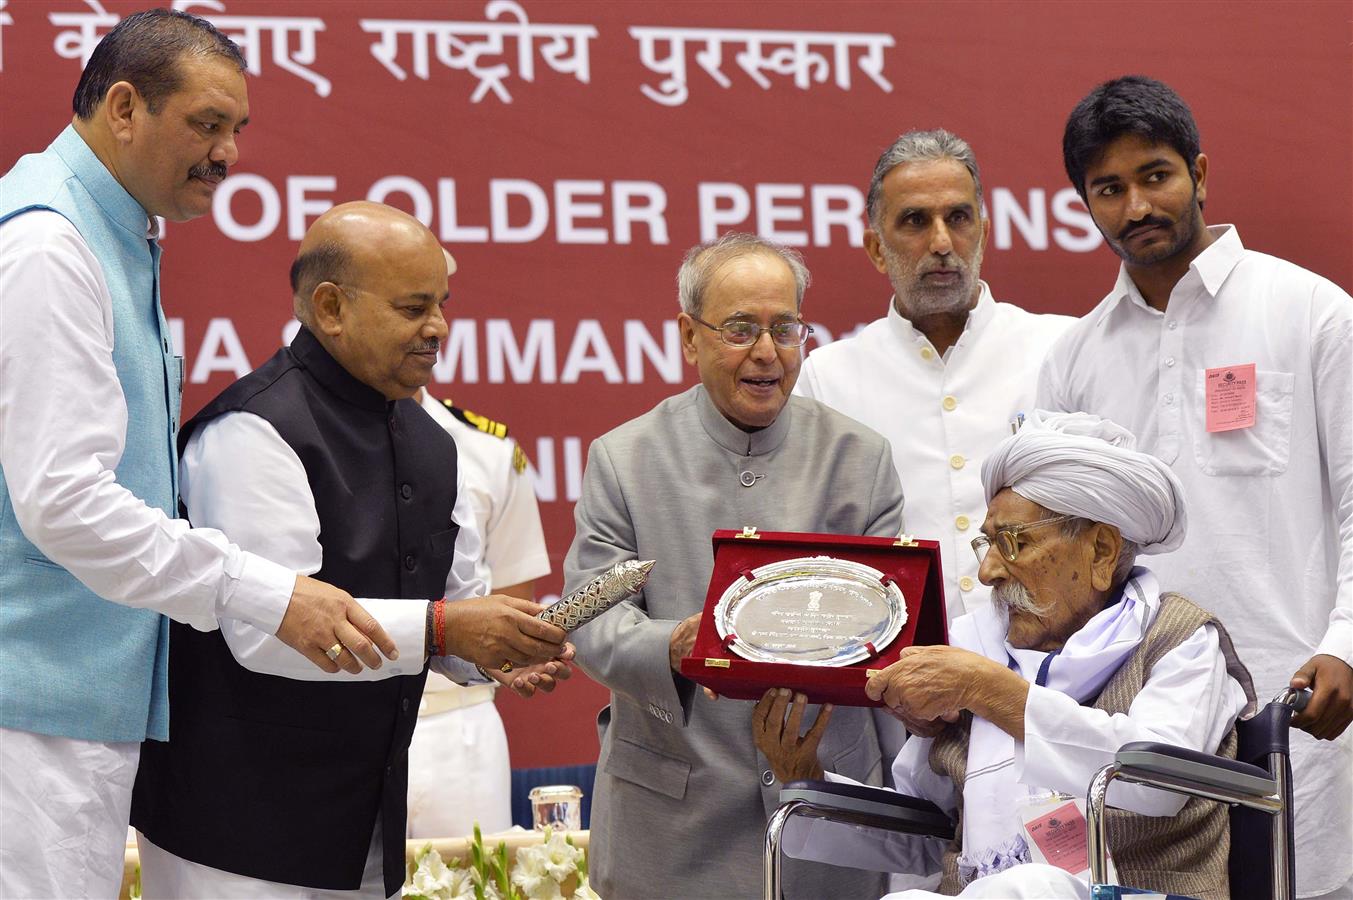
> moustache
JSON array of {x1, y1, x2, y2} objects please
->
[
  {"x1": 919, "y1": 258, "x2": 966, "y2": 278},
  {"x1": 407, "y1": 339, "x2": 441, "y2": 354},
  {"x1": 189, "y1": 161, "x2": 228, "y2": 182},
  {"x1": 993, "y1": 580, "x2": 1049, "y2": 618},
  {"x1": 1118, "y1": 217, "x2": 1171, "y2": 242}
]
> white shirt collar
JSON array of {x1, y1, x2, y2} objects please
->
[
  {"x1": 884, "y1": 280, "x2": 995, "y2": 348},
  {"x1": 1105, "y1": 225, "x2": 1244, "y2": 314}
]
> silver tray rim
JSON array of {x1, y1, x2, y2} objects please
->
[{"x1": 712, "y1": 555, "x2": 908, "y2": 667}]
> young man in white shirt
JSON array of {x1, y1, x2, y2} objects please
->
[
  {"x1": 1040, "y1": 74, "x2": 1352, "y2": 899},
  {"x1": 795, "y1": 129, "x2": 1073, "y2": 621}
]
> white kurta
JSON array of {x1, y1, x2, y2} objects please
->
[
  {"x1": 797, "y1": 284, "x2": 1073, "y2": 618},
  {"x1": 1, "y1": 731, "x2": 139, "y2": 900},
  {"x1": 138, "y1": 409, "x2": 491, "y2": 896},
  {"x1": 408, "y1": 392, "x2": 553, "y2": 838},
  {"x1": 1038, "y1": 225, "x2": 1352, "y2": 898},
  {"x1": 0, "y1": 210, "x2": 292, "y2": 900},
  {"x1": 0, "y1": 212, "x2": 294, "y2": 635},
  {"x1": 177, "y1": 410, "x2": 488, "y2": 683}
]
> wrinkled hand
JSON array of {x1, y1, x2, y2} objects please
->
[
  {"x1": 443, "y1": 595, "x2": 567, "y2": 671},
  {"x1": 752, "y1": 689, "x2": 830, "y2": 783},
  {"x1": 1290, "y1": 654, "x2": 1353, "y2": 740},
  {"x1": 487, "y1": 643, "x2": 577, "y2": 699},
  {"x1": 865, "y1": 645, "x2": 992, "y2": 724},
  {"x1": 275, "y1": 574, "x2": 399, "y2": 674},
  {"x1": 669, "y1": 612, "x2": 701, "y2": 673}
]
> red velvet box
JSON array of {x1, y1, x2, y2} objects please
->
[{"x1": 678, "y1": 529, "x2": 949, "y2": 706}]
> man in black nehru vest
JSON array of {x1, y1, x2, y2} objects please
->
[{"x1": 131, "y1": 201, "x2": 573, "y2": 898}]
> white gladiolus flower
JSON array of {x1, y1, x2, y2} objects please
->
[
  {"x1": 402, "y1": 828, "x2": 596, "y2": 899},
  {"x1": 402, "y1": 846, "x2": 476, "y2": 900},
  {"x1": 572, "y1": 877, "x2": 601, "y2": 900},
  {"x1": 511, "y1": 827, "x2": 590, "y2": 898}
]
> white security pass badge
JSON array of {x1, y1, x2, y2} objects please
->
[{"x1": 1016, "y1": 791, "x2": 1115, "y2": 882}]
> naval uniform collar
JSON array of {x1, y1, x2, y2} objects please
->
[
  {"x1": 290, "y1": 326, "x2": 390, "y2": 412},
  {"x1": 694, "y1": 384, "x2": 792, "y2": 457}
]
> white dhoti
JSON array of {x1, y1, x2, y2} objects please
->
[
  {"x1": 0, "y1": 726, "x2": 139, "y2": 900},
  {"x1": 138, "y1": 819, "x2": 393, "y2": 900},
  {"x1": 884, "y1": 862, "x2": 1088, "y2": 898},
  {"x1": 406, "y1": 684, "x2": 511, "y2": 838}
]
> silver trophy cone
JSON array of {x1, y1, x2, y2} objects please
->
[{"x1": 538, "y1": 559, "x2": 656, "y2": 632}]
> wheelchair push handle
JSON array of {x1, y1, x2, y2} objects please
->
[{"x1": 1276, "y1": 686, "x2": 1311, "y2": 713}]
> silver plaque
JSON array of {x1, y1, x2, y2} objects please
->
[{"x1": 713, "y1": 556, "x2": 907, "y2": 666}]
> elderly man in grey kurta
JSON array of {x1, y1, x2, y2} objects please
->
[{"x1": 566, "y1": 233, "x2": 906, "y2": 899}]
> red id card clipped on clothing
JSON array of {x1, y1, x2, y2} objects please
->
[{"x1": 1204, "y1": 363, "x2": 1257, "y2": 432}]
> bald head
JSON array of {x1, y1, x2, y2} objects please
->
[
  {"x1": 293, "y1": 201, "x2": 451, "y2": 400},
  {"x1": 291, "y1": 201, "x2": 444, "y2": 325}
]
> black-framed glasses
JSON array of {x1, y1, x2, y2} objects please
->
[
  {"x1": 690, "y1": 315, "x2": 813, "y2": 348},
  {"x1": 971, "y1": 514, "x2": 1074, "y2": 564}
]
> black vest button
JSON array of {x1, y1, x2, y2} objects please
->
[
  {"x1": 403, "y1": 554, "x2": 416, "y2": 571},
  {"x1": 401, "y1": 483, "x2": 412, "y2": 499},
  {"x1": 401, "y1": 698, "x2": 410, "y2": 712}
]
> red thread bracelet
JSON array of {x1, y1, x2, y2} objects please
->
[{"x1": 432, "y1": 598, "x2": 447, "y2": 657}]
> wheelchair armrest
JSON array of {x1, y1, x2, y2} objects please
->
[
  {"x1": 1114, "y1": 741, "x2": 1276, "y2": 798},
  {"x1": 779, "y1": 779, "x2": 955, "y2": 840}
]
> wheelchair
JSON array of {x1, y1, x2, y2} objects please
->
[{"x1": 764, "y1": 688, "x2": 1309, "y2": 900}]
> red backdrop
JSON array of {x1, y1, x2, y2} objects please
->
[{"x1": 3, "y1": 0, "x2": 1350, "y2": 768}]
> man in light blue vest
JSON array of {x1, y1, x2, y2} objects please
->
[{"x1": 0, "y1": 10, "x2": 398, "y2": 897}]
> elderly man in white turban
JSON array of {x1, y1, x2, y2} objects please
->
[{"x1": 755, "y1": 411, "x2": 1257, "y2": 899}]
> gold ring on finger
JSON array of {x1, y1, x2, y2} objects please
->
[
  {"x1": 500, "y1": 661, "x2": 514, "y2": 673},
  {"x1": 325, "y1": 642, "x2": 344, "y2": 661}
]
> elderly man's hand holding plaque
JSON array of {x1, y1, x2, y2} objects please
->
[
  {"x1": 865, "y1": 645, "x2": 1030, "y2": 738},
  {"x1": 752, "y1": 688, "x2": 832, "y2": 782}
]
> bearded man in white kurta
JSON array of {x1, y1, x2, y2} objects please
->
[
  {"x1": 795, "y1": 129, "x2": 1071, "y2": 621},
  {"x1": 758, "y1": 412, "x2": 1255, "y2": 899},
  {"x1": 1042, "y1": 75, "x2": 1352, "y2": 899}
]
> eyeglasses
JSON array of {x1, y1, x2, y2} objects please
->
[
  {"x1": 690, "y1": 315, "x2": 813, "y2": 348},
  {"x1": 971, "y1": 515, "x2": 1074, "y2": 564}
]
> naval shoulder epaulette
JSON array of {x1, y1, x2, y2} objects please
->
[
  {"x1": 442, "y1": 399, "x2": 510, "y2": 440},
  {"x1": 442, "y1": 400, "x2": 530, "y2": 474}
]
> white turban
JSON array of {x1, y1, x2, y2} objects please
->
[{"x1": 981, "y1": 410, "x2": 1186, "y2": 554}]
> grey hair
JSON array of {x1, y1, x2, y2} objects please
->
[
  {"x1": 866, "y1": 129, "x2": 984, "y2": 229},
  {"x1": 676, "y1": 232, "x2": 810, "y2": 318},
  {"x1": 289, "y1": 240, "x2": 351, "y2": 327},
  {"x1": 1058, "y1": 516, "x2": 1141, "y2": 590}
]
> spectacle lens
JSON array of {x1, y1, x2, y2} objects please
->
[{"x1": 719, "y1": 320, "x2": 809, "y2": 348}]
